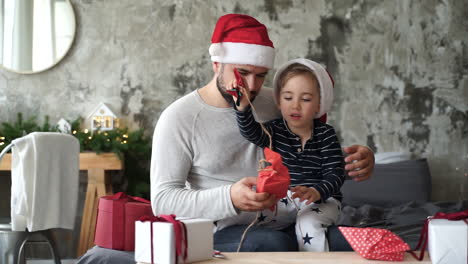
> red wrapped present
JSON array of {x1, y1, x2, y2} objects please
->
[
  {"x1": 339, "y1": 227, "x2": 410, "y2": 261},
  {"x1": 257, "y1": 147, "x2": 290, "y2": 211},
  {"x1": 94, "y1": 192, "x2": 154, "y2": 251},
  {"x1": 257, "y1": 147, "x2": 290, "y2": 199}
]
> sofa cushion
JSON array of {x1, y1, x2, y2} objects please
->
[{"x1": 341, "y1": 159, "x2": 432, "y2": 207}]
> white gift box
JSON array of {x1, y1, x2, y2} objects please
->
[
  {"x1": 135, "y1": 218, "x2": 213, "y2": 264},
  {"x1": 428, "y1": 219, "x2": 467, "y2": 264}
]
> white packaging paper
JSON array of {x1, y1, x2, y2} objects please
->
[
  {"x1": 135, "y1": 218, "x2": 213, "y2": 264},
  {"x1": 428, "y1": 219, "x2": 467, "y2": 264}
]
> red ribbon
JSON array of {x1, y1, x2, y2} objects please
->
[
  {"x1": 139, "y1": 215, "x2": 188, "y2": 264},
  {"x1": 410, "y1": 210, "x2": 468, "y2": 260},
  {"x1": 108, "y1": 191, "x2": 151, "y2": 204}
]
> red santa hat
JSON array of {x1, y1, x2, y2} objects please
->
[{"x1": 209, "y1": 14, "x2": 275, "y2": 69}]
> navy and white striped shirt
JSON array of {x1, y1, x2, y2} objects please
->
[{"x1": 236, "y1": 107, "x2": 345, "y2": 202}]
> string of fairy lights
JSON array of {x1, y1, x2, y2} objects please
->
[
  {"x1": 0, "y1": 128, "x2": 130, "y2": 147},
  {"x1": 0, "y1": 113, "x2": 147, "y2": 155},
  {"x1": 72, "y1": 129, "x2": 129, "y2": 144},
  {"x1": 0, "y1": 113, "x2": 151, "y2": 197}
]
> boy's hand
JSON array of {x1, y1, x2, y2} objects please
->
[
  {"x1": 227, "y1": 79, "x2": 250, "y2": 111},
  {"x1": 290, "y1": 186, "x2": 321, "y2": 205}
]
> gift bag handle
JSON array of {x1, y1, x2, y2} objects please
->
[{"x1": 409, "y1": 210, "x2": 468, "y2": 260}]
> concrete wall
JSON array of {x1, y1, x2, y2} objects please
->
[{"x1": 1, "y1": 0, "x2": 466, "y2": 202}]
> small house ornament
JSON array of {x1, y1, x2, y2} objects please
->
[
  {"x1": 57, "y1": 118, "x2": 71, "y2": 134},
  {"x1": 88, "y1": 103, "x2": 118, "y2": 131}
]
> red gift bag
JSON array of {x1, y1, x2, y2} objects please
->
[
  {"x1": 257, "y1": 147, "x2": 290, "y2": 199},
  {"x1": 94, "y1": 192, "x2": 154, "y2": 251}
]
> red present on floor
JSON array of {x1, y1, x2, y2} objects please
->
[
  {"x1": 94, "y1": 192, "x2": 154, "y2": 251},
  {"x1": 339, "y1": 227, "x2": 410, "y2": 261}
]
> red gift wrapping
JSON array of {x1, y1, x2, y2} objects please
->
[
  {"x1": 339, "y1": 227, "x2": 410, "y2": 261},
  {"x1": 340, "y1": 210, "x2": 468, "y2": 262},
  {"x1": 94, "y1": 192, "x2": 154, "y2": 251},
  {"x1": 257, "y1": 147, "x2": 290, "y2": 199}
]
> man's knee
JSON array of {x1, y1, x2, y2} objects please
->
[
  {"x1": 215, "y1": 225, "x2": 298, "y2": 252},
  {"x1": 327, "y1": 225, "x2": 352, "y2": 251},
  {"x1": 76, "y1": 246, "x2": 134, "y2": 264},
  {"x1": 241, "y1": 229, "x2": 297, "y2": 251}
]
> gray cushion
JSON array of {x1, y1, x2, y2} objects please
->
[{"x1": 341, "y1": 159, "x2": 431, "y2": 207}]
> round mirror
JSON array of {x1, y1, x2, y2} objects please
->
[{"x1": 0, "y1": 0, "x2": 76, "y2": 74}]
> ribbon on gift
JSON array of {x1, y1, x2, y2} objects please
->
[
  {"x1": 139, "y1": 215, "x2": 188, "y2": 264},
  {"x1": 108, "y1": 191, "x2": 151, "y2": 204},
  {"x1": 410, "y1": 210, "x2": 468, "y2": 261},
  {"x1": 229, "y1": 70, "x2": 290, "y2": 202}
]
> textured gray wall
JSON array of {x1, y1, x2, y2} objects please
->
[{"x1": 1, "y1": 0, "x2": 467, "y2": 201}]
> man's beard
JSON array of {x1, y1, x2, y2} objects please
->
[{"x1": 217, "y1": 75, "x2": 236, "y2": 106}]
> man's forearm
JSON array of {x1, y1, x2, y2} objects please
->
[{"x1": 151, "y1": 182, "x2": 238, "y2": 220}]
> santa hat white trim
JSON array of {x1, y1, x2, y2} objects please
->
[
  {"x1": 209, "y1": 42, "x2": 275, "y2": 69},
  {"x1": 273, "y1": 58, "x2": 334, "y2": 118}
]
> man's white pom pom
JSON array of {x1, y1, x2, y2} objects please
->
[{"x1": 209, "y1": 43, "x2": 224, "y2": 56}]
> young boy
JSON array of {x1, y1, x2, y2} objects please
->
[{"x1": 230, "y1": 58, "x2": 345, "y2": 251}]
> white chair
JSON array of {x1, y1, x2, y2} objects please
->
[{"x1": 0, "y1": 132, "x2": 79, "y2": 264}]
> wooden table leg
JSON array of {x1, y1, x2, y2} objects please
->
[
  {"x1": 77, "y1": 168, "x2": 113, "y2": 257},
  {"x1": 77, "y1": 179, "x2": 96, "y2": 256}
]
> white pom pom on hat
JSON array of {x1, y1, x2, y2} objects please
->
[
  {"x1": 272, "y1": 58, "x2": 335, "y2": 119},
  {"x1": 208, "y1": 43, "x2": 224, "y2": 57},
  {"x1": 209, "y1": 14, "x2": 275, "y2": 69}
]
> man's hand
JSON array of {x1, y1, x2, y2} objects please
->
[
  {"x1": 290, "y1": 186, "x2": 320, "y2": 204},
  {"x1": 230, "y1": 177, "x2": 278, "y2": 211},
  {"x1": 343, "y1": 145, "x2": 375, "y2": 182}
]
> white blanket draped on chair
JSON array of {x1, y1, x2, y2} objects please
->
[{"x1": 10, "y1": 132, "x2": 79, "y2": 231}]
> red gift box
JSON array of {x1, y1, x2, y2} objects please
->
[{"x1": 94, "y1": 192, "x2": 154, "y2": 251}]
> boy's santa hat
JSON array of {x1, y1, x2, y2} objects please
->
[
  {"x1": 209, "y1": 14, "x2": 275, "y2": 69},
  {"x1": 273, "y1": 58, "x2": 334, "y2": 120}
]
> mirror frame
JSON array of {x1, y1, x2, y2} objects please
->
[{"x1": 0, "y1": 0, "x2": 76, "y2": 74}]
